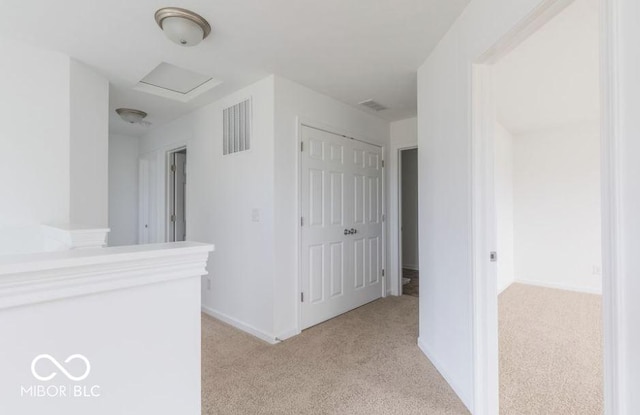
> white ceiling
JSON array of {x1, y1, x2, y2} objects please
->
[
  {"x1": 0, "y1": 0, "x2": 470, "y2": 137},
  {"x1": 494, "y1": 0, "x2": 599, "y2": 136}
]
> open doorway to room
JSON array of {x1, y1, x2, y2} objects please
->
[
  {"x1": 399, "y1": 148, "x2": 419, "y2": 297},
  {"x1": 167, "y1": 147, "x2": 187, "y2": 242},
  {"x1": 489, "y1": 0, "x2": 602, "y2": 412}
]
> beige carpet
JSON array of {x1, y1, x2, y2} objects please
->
[
  {"x1": 499, "y1": 283, "x2": 603, "y2": 414},
  {"x1": 202, "y1": 296, "x2": 469, "y2": 414}
]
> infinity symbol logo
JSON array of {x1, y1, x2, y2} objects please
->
[{"x1": 31, "y1": 354, "x2": 91, "y2": 382}]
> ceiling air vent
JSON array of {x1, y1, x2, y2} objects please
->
[
  {"x1": 223, "y1": 98, "x2": 252, "y2": 155},
  {"x1": 359, "y1": 99, "x2": 388, "y2": 112}
]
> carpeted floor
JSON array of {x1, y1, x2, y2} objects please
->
[
  {"x1": 499, "y1": 283, "x2": 603, "y2": 414},
  {"x1": 201, "y1": 296, "x2": 468, "y2": 414},
  {"x1": 201, "y1": 283, "x2": 601, "y2": 414},
  {"x1": 402, "y1": 268, "x2": 419, "y2": 297}
]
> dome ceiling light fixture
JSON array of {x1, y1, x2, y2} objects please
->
[
  {"x1": 154, "y1": 7, "x2": 211, "y2": 47},
  {"x1": 116, "y1": 108, "x2": 148, "y2": 124}
]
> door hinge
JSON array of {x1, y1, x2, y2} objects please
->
[
  {"x1": 382, "y1": 214, "x2": 385, "y2": 222},
  {"x1": 301, "y1": 292, "x2": 304, "y2": 302},
  {"x1": 382, "y1": 269, "x2": 385, "y2": 277},
  {"x1": 170, "y1": 214, "x2": 176, "y2": 223},
  {"x1": 490, "y1": 251, "x2": 498, "y2": 262},
  {"x1": 171, "y1": 164, "x2": 176, "y2": 172},
  {"x1": 381, "y1": 160, "x2": 385, "y2": 168},
  {"x1": 300, "y1": 142, "x2": 304, "y2": 152},
  {"x1": 300, "y1": 217, "x2": 304, "y2": 226}
]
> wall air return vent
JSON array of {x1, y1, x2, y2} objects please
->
[
  {"x1": 358, "y1": 99, "x2": 388, "y2": 112},
  {"x1": 223, "y1": 98, "x2": 252, "y2": 155}
]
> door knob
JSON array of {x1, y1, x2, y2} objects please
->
[
  {"x1": 350, "y1": 228, "x2": 357, "y2": 234},
  {"x1": 344, "y1": 229, "x2": 350, "y2": 235}
]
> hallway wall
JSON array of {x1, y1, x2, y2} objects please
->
[
  {"x1": 0, "y1": 38, "x2": 109, "y2": 255},
  {"x1": 108, "y1": 134, "x2": 139, "y2": 246},
  {"x1": 416, "y1": 0, "x2": 574, "y2": 411},
  {"x1": 513, "y1": 122, "x2": 601, "y2": 293}
]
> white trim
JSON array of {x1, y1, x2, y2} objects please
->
[
  {"x1": 600, "y1": 0, "x2": 624, "y2": 413},
  {"x1": 477, "y1": 0, "x2": 575, "y2": 65},
  {"x1": 201, "y1": 305, "x2": 279, "y2": 345},
  {"x1": 134, "y1": 77, "x2": 222, "y2": 103},
  {"x1": 470, "y1": 1, "x2": 619, "y2": 414},
  {"x1": 0, "y1": 242, "x2": 213, "y2": 310},
  {"x1": 418, "y1": 337, "x2": 473, "y2": 412},
  {"x1": 42, "y1": 224, "x2": 110, "y2": 249},
  {"x1": 514, "y1": 279, "x2": 602, "y2": 295},
  {"x1": 275, "y1": 328, "x2": 301, "y2": 342},
  {"x1": 471, "y1": 63, "x2": 499, "y2": 415},
  {"x1": 497, "y1": 280, "x2": 513, "y2": 295}
]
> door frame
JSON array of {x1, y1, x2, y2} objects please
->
[
  {"x1": 296, "y1": 118, "x2": 387, "y2": 332},
  {"x1": 165, "y1": 146, "x2": 187, "y2": 243},
  {"x1": 470, "y1": 0, "x2": 622, "y2": 414},
  {"x1": 396, "y1": 146, "x2": 418, "y2": 296}
]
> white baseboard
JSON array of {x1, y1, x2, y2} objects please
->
[
  {"x1": 497, "y1": 280, "x2": 514, "y2": 295},
  {"x1": 274, "y1": 328, "x2": 300, "y2": 342},
  {"x1": 515, "y1": 278, "x2": 602, "y2": 295},
  {"x1": 417, "y1": 337, "x2": 473, "y2": 413},
  {"x1": 201, "y1": 305, "x2": 279, "y2": 345}
]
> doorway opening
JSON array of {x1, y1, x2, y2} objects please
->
[
  {"x1": 493, "y1": 0, "x2": 602, "y2": 411},
  {"x1": 471, "y1": 0, "x2": 610, "y2": 413},
  {"x1": 167, "y1": 147, "x2": 187, "y2": 242},
  {"x1": 399, "y1": 147, "x2": 419, "y2": 297}
]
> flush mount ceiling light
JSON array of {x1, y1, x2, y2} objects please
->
[
  {"x1": 116, "y1": 108, "x2": 148, "y2": 124},
  {"x1": 155, "y1": 7, "x2": 211, "y2": 47}
]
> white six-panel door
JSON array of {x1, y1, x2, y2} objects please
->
[{"x1": 300, "y1": 126, "x2": 383, "y2": 330}]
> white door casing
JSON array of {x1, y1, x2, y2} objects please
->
[{"x1": 300, "y1": 125, "x2": 384, "y2": 330}]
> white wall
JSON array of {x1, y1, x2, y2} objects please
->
[
  {"x1": 513, "y1": 122, "x2": 601, "y2": 293},
  {"x1": 108, "y1": 134, "x2": 139, "y2": 246},
  {"x1": 418, "y1": 0, "x2": 640, "y2": 412},
  {"x1": 0, "y1": 39, "x2": 109, "y2": 256},
  {"x1": 0, "y1": 38, "x2": 71, "y2": 255},
  {"x1": 389, "y1": 118, "x2": 418, "y2": 295},
  {"x1": 401, "y1": 149, "x2": 419, "y2": 270},
  {"x1": 139, "y1": 76, "x2": 276, "y2": 342},
  {"x1": 69, "y1": 60, "x2": 109, "y2": 228},
  {"x1": 493, "y1": 0, "x2": 600, "y2": 135},
  {"x1": 273, "y1": 76, "x2": 390, "y2": 338},
  {"x1": 494, "y1": 123, "x2": 515, "y2": 293},
  {"x1": 0, "y1": 243, "x2": 210, "y2": 415},
  {"x1": 416, "y1": 0, "x2": 570, "y2": 411},
  {"x1": 138, "y1": 75, "x2": 390, "y2": 342},
  {"x1": 494, "y1": 121, "x2": 601, "y2": 295}
]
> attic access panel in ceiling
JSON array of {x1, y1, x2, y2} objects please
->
[{"x1": 135, "y1": 62, "x2": 222, "y2": 102}]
